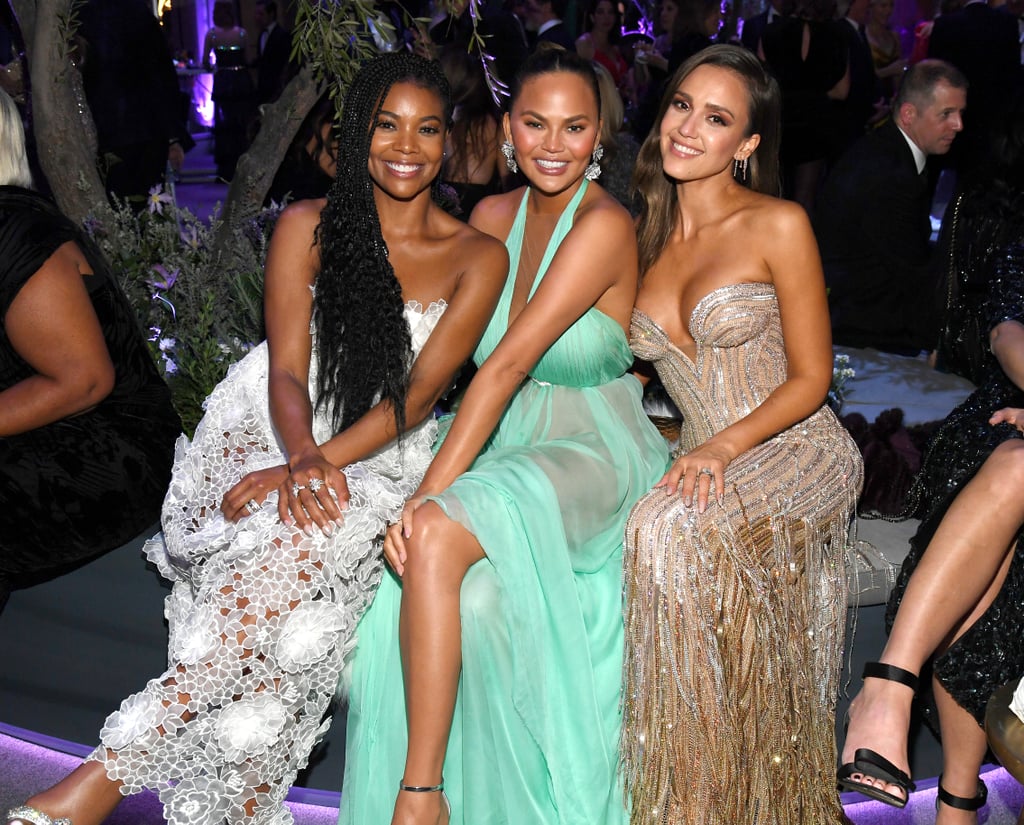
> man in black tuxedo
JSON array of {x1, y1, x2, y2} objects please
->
[
  {"x1": 834, "y1": 0, "x2": 883, "y2": 155},
  {"x1": 254, "y1": 0, "x2": 291, "y2": 105},
  {"x1": 928, "y1": 0, "x2": 1020, "y2": 175},
  {"x1": 814, "y1": 60, "x2": 967, "y2": 354},
  {"x1": 525, "y1": 0, "x2": 575, "y2": 51}
]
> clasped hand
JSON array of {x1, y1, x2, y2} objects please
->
[
  {"x1": 655, "y1": 441, "x2": 733, "y2": 513},
  {"x1": 220, "y1": 448, "x2": 350, "y2": 536}
]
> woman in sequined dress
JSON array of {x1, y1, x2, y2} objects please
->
[
  {"x1": 620, "y1": 45, "x2": 863, "y2": 825},
  {"x1": 838, "y1": 100, "x2": 1024, "y2": 820}
]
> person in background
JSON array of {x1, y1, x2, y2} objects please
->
[
  {"x1": 265, "y1": 92, "x2": 337, "y2": 205},
  {"x1": 203, "y1": 1, "x2": 253, "y2": 182},
  {"x1": 838, "y1": 95, "x2": 1024, "y2": 819},
  {"x1": 438, "y1": 45, "x2": 507, "y2": 219},
  {"x1": 591, "y1": 60, "x2": 640, "y2": 212},
  {"x1": 814, "y1": 60, "x2": 967, "y2": 353},
  {"x1": 576, "y1": 0, "x2": 629, "y2": 89},
  {"x1": 525, "y1": 0, "x2": 576, "y2": 50},
  {"x1": 254, "y1": 0, "x2": 291, "y2": 105},
  {"x1": 759, "y1": 0, "x2": 850, "y2": 211},
  {"x1": 866, "y1": 0, "x2": 907, "y2": 102},
  {"x1": 77, "y1": 0, "x2": 194, "y2": 204},
  {"x1": 0, "y1": 87, "x2": 180, "y2": 615}
]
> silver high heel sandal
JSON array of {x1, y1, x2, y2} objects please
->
[
  {"x1": 399, "y1": 779, "x2": 451, "y2": 821},
  {"x1": 6, "y1": 807, "x2": 72, "y2": 825}
]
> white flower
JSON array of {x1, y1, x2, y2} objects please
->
[
  {"x1": 213, "y1": 693, "x2": 288, "y2": 762},
  {"x1": 169, "y1": 604, "x2": 219, "y2": 664},
  {"x1": 100, "y1": 692, "x2": 164, "y2": 749},
  {"x1": 159, "y1": 337, "x2": 176, "y2": 352},
  {"x1": 147, "y1": 184, "x2": 174, "y2": 215},
  {"x1": 161, "y1": 775, "x2": 231, "y2": 824},
  {"x1": 275, "y1": 601, "x2": 346, "y2": 672}
]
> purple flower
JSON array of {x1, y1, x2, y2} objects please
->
[{"x1": 147, "y1": 264, "x2": 179, "y2": 292}]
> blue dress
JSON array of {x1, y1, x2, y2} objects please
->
[{"x1": 340, "y1": 181, "x2": 670, "y2": 825}]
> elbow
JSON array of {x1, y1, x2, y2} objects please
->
[{"x1": 71, "y1": 359, "x2": 116, "y2": 413}]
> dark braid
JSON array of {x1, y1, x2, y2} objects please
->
[{"x1": 313, "y1": 52, "x2": 451, "y2": 438}]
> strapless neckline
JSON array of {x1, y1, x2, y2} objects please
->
[{"x1": 634, "y1": 281, "x2": 776, "y2": 347}]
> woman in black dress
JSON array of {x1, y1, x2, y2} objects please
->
[
  {"x1": 838, "y1": 100, "x2": 1024, "y2": 820},
  {"x1": 0, "y1": 89, "x2": 180, "y2": 613}
]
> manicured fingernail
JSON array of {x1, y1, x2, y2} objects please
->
[
  {"x1": 334, "y1": 518, "x2": 344, "y2": 528},
  {"x1": 321, "y1": 523, "x2": 333, "y2": 537},
  {"x1": 684, "y1": 496, "x2": 692, "y2": 507},
  {"x1": 303, "y1": 525, "x2": 314, "y2": 538}
]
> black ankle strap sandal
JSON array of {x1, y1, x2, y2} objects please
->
[
  {"x1": 836, "y1": 661, "x2": 920, "y2": 808},
  {"x1": 937, "y1": 776, "x2": 987, "y2": 811}
]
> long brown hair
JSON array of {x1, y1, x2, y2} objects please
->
[{"x1": 633, "y1": 44, "x2": 781, "y2": 276}]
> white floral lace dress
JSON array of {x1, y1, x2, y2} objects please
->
[{"x1": 86, "y1": 301, "x2": 447, "y2": 825}]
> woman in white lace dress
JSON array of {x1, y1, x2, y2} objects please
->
[{"x1": 7, "y1": 53, "x2": 506, "y2": 825}]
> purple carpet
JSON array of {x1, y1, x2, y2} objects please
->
[{"x1": 2, "y1": 724, "x2": 1021, "y2": 824}]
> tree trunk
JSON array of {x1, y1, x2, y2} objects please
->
[
  {"x1": 27, "y1": 0, "x2": 107, "y2": 225},
  {"x1": 213, "y1": 64, "x2": 322, "y2": 266}
]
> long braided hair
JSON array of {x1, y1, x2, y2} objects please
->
[{"x1": 313, "y1": 52, "x2": 451, "y2": 437}]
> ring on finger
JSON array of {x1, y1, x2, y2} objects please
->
[
  {"x1": 698, "y1": 467, "x2": 714, "y2": 477},
  {"x1": 291, "y1": 482, "x2": 306, "y2": 497},
  {"x1": 245, "y1": 498, "x2": 262, "y2": 514},
  {"x1": 308, "y1": 477, "x2": 324, "y2": 494}
]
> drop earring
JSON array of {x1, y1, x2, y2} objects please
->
[
  {"x1": 584, "y1": 143, "x2": 604, "y2": 181},
  {"x1": 733, "y1": 156, "x2": 748, "y2": 182},
  {"x1": 502, "y1": 141, "x2": 518, "y2": 173}
]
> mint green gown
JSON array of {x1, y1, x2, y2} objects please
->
[{"x1": 339, "y1": 181, "x2": 670, "y2": 825}]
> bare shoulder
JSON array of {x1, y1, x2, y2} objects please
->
[
  {"x1": 469, "y1": 189, "x2": 524, "y2": 238},
  {"x1": 729, "y1": 192, "x2": 814, "y2": 261},
  {"x1": 573, "y1": 186, "x2": 636, "y2": 242},
  {"x1": 274, "y1": 197, "x2": 326, "y2": 243},
  {"x1": 451, "y1": 218, "x2": 509, "y2": 276}
]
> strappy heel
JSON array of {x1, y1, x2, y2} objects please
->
[
  {"x1": 398, "y1": 779, "x2": 451, "y2": 823},
  {"x1": 837, "y1": 661, "x2": 919, "y2": 808},
  {"x1": 937, "y1": 775, "x2": 987, "y2": 812},
  {"x1": 5, "y1": 806, "x2": 72, "y2": 825}
]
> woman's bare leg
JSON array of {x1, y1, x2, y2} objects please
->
[
  {"x1": 841, "y1": 439, "x2": 1024, "y2": 799},
  {"x1": 391, "y1": 503, "x2": 485, "y2": 825}
]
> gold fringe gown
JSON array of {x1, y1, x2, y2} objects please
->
[{"x1": 622, "y1": 284, "x2": 863, "y2": 825}]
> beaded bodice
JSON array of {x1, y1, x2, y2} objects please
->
[{"x1": 631, "y1": 282, "x2": 806, "y2": 453}]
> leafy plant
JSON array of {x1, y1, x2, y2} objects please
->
[{"x1": 84, "y1": 188, "x2": 283, "y2": 434}]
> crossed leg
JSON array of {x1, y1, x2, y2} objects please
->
[{"x1": 840, "y1": 439, "x2": 1024, "y2": 813}]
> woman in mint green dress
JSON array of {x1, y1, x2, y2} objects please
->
[{"x1": 339, "y1": 50, "x2": 669, "y2": 825}]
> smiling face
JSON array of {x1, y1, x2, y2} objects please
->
[
  {"x1": 659, "y1": 63, "x2": 759, "y2": 184},
  {"x1": 367, "y1": 81, "x2": 447, "y2": 201},
  {"x1": 504, "y1": 71, "x2": 601, "y2": 196}
]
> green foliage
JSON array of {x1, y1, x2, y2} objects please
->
[{"x1": 84, "y1": 188, "x2": 283, "y2": 435}]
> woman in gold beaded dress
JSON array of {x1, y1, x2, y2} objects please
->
[{"x1": 620, "y1": 45, "x2": 863, "y2": 825}]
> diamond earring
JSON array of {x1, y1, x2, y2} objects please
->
[
  {"x1": 501, "y1": 141, "x2": 518, "y2": 173},
  {"x1": 584, "y1": 143, "x2": 604, "y2": 181},
  {"x1": 733, "y1": 156, "x2": 748, "y2": 182}
]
